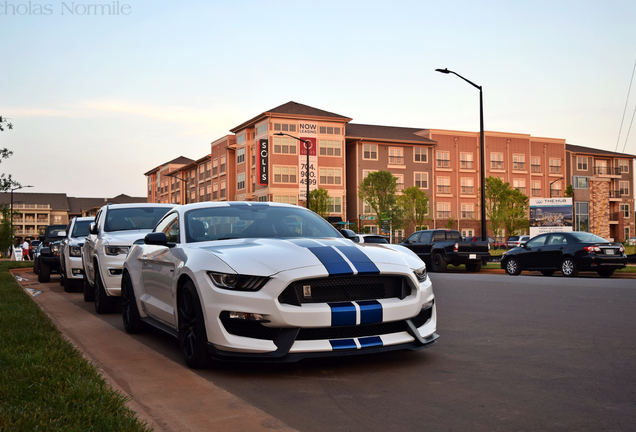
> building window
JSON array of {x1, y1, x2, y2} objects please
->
[
  {"x1": 461, "y1": 203, "x2": 474, "y2": 219},
  {"x1": 619, "y1": 181, "x2": 630, "y2": 196},
  {"x1": 236, "y1": 133, "x2": 246, "y2": 144},
  {"x1": 319, "y1": 140, "x2": 341, "y2": 156},
  {"x1": 220, "y1": 180, "x2": 226, "y2": 199},
  {"x1": 394, "y1": 174, "x2": 404, "y2": 191},
  {"x1": 363, "y1": 144, "x2": 378, "y2": 160},
  {"x1": 319, "y1": 126, "x2": 341, "y2": 135},
  {"x1": 220, "y1": 156, "x2": 226, "y2": 174},
  {"x1": 256, "y1": 124, "x2": 267, "y2": 135},
  {"x1": 212, "y1": 159, "x2": 218, "y2": 176},
  {"x1": 437, "y1": 202, "x2": 451, "y2": 219},
  {"x1": 415, "y1": 172, "x2": 428, "y2": 189},
  {"x1": 460, "y1": 177, "x2": 474, "y2": 195},
  {"x1": 575, "y1": 202, "x2": 589, "y2": 232},
  {"x1": 437, "y1": 177, "x2": 451, "y2": 194},
  {"x1": 273, "y1": 195, "x2": 298, "y2": 205},
  {"x1": 319, "y1": 168, "x2": 342, "y2": 185},
  {"x1": 531, "y1": 157, "x2": 541, "y2": 173},
  {"x1": 462, "y1": 229, "x2": 475, "y2": 238},
  {"x1": 625, "y1": 227, "x2": 631, "y2": 243},
  {"x1": 273, "y1": 136, "x2": 297, "y2": 154},
  {"x1": 460, "y1": 152, "x2": 474, "y2": 169},
  {"x1": 274, "y1": 166, "x2": 297, "y2": 184},
  {"x1": 273, "y1": 123, "x2": 297, "y2": 132},
  {"x1": 618, "y1": 159, "x2": 630, "y2": 173},
  {"x1": 513, "y1": 154, "x2": 526, "y2": 171},
  {"x1": 199, "y1": 187, "x2": 204, "y2": 197},
  {"x1": 237, "y1": 173, "x2": 245, "y2": 190},
  {"x1": 551, "y1": 180, "x2": 562, "y2": 197},
  {"x1": 577, "y1": 156, "x2": 588, "y2": 171},
  {"x1": 237, "y1": 147, "x2": 245, "y2": 164},
  {"x1": 549, "y1": 158, "x2": 562, "y2": 174},
  {"x1": 389, "y1": 147, "x2": 404, "y2": 165},
  {"x1": 414, "y1": 147, "x2": 427, "y2": 163},
  {"x1": 199, "y1": 165, "x2": 205, "y2": 174},
  {"x1": 531, "y1": 181, "x2": 542, "y2": 197},
  {"x1": 573, "y1": 176, "x2": 588, "y2": 189},
  {"x1": 490, "y1": 153, "x2": 504, "y2": 170},
  {"x1": 213, "y1": 183, "x2": 218, "y2": 200},
  {"x1": 513, "y1": 178, "x2": 526, "y2": 194},
  {"x1": 328, "y1": 197, "x2": 342, "y2": 213},
  {"x1": 620, "y1": 203, "x2": 630, "y2": 218},
  {"x1": 436, "y1": 151, "x2": 450, "y2": 168}
]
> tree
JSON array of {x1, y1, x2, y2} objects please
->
[
  {"x1": 565, "y1": 185, "x2": 574, "y2": 198},
  {"x1": 0, "y1": 116, "x2": 18, "y2": 192},
  {"x1": 308, "y1": 188, "x2": 331, "y2": 219},
  {"x1": 0, "y1": 205, "x2": 13, "y2": 255},
  {"x1": 484, "y1": 176, "x2": 529, "y2": 238},
  {"x1": 397, "y1": 186, "x2": 430, "y2": 234},
  {"x1": 484, "y1": 177, "x2": 508, "y2": 239},
  {"x1": 0, "y1": 115, "x2": 20, "y2": 254},
  {"x1": 358, "y1": 171, "x2": 398, "y2": 231},
  {"x1": 502, "y1": 189, "x2": 530, "y2": 236}
]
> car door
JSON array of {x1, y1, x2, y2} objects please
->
[
  {"x1": 517, "y1": 234, "x2": 548, "y2": 269},
  {"x1": 139, "y1": 213, "x2": 181, "y2": 326},
  {"x1": 541, "y1": 233, "x2": 567, "y2": 269}
]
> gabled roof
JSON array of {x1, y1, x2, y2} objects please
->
[
  {"x1": 566, "y1": 144, "x2": 635, "y2": 158},
  {"x1": 230, "y1": 101, "x2": 352, "y2": 133},
  {"x1": 0, "y1": 192, "x2": 70, "y2": 211},
  {"x1": 144, "y1": 156, "x2": 195, "y2": 176},
  {"x1": 346, "y1": 123, "x2": 437, "y2": 145}
]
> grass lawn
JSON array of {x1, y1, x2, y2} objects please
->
[{"x1": 0, "y1": 261, "x2": 152, "y2": 432}]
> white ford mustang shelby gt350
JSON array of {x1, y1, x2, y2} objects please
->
[{"x1": 122, "y1": 202, "x2": 438, "y2": 368}]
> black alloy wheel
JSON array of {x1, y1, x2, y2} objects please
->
[
  {"x1": 431, "y1": 253, "x2": 448, "y2": 272},
  {"x1": 94, "y1": 270, "x2": 116, "y2": 314},
  {"x1": 121, "y1": 273, "x2": 146, "y2": 333},
  {"x1": 83, "y1": 273, "x2": 95, "y2": 302},
  {"x1": 178, "y1": 281, "x2": 211, "y2": 369}
]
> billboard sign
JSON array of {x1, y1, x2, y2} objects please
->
[{"x1": 529, "y1": 198, "x2": 573, "y2": 237}]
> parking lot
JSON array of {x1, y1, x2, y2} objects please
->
[{"x1": 16, "y1": 269, "x2": 636, "y2": 432}]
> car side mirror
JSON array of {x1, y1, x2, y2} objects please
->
[
  {"x1": 89, "y1": 223, "x2": 98, "y2": 235},
  {"x1": 339, "y1": 229, "x2": 356, "y2": 241},
  {"x1": 144, "y1": 232, "x2": 176, "y2": 248}
]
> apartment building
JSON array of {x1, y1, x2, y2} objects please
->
[
  {"x1": 144, "y1": 101, "x2": 635, "y2": 242},
  {"x1": 145, "y1": 156, "x2": 195, "y2": 204},
  {"x1": 566, "y1": 144, "x2": 635, "y2": 242}
]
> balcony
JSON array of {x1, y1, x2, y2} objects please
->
[
  {"x1": 513, "y1": 162, "x2": 526, "y2": 171},
  {"x1": 461, "y1": 186, "x2": 474, "y2": 195},
  {"x1": 531, "y1": 164, "x2": 541, "y2": 173},
  {"x1": 549, "y1": 166, "x2": 562, "y2": 174},
  {"x1": 388, "y1": 156, "x2": 404, "y2": 165},
  {"x1": 490, "y1": 161, "x2": 504, "y2": 170},
  {"x1": 437, "y1": 211, "x2": 451, "y2": 219},
  {"x1": 460, "y1": 161, "x2": 474, "y2": 169},
  {"x1": 461, "y1": 211, "x2": 475, "y2": 219},
  {"x1": 436, "y1": 160, "x2": 450, "y2": 169},
  {"x1": 594, "y1": 166, "x2": 621, "y2": 177},
  {"x1": 531, "y1": 188, "x2": 542, "y2": 197},
  {"x1": 437, "y1": 185, "x2": 451, "y2": 194}
]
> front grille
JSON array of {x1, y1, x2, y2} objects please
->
[
  {"x1": 219, "y1": 306, "x2": 433, "y2": 342},
  {"x1": 278, "y1": 276, "x2": 410, "y2": 306}
]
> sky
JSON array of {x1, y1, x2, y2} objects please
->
[{"x1": 1, "y1": 0, "x2": 635, "y2": 198}]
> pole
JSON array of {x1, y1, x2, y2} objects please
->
[
  {"x1": 479, "y1": 87, "x2": 486, "y2": 241},
  {"x1": 274, "y1": 133, "x2": 311, "y2": 209}
]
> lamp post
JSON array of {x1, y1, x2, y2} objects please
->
[
  {"x1": 168, "y1": 174, "x2": 188, "y2": 203},
  {"x1": 549, "y1": 178, "x2": 563, "y2": 198},
  {"x1": 274, "y1": 132, "x2": 312, "y2": 209},
  {"x1": 10, "y1": 184, "x2": 33, "y2": 249},
  {"x1": 435, "y1": 68, "x2": 487, "y2": 241}
]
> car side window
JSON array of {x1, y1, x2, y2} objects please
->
[
  {"x1": 155, "y1": 213, "x2": 180, "y2": 243},
  {"x1": 406, "y1": 232, "x2": 421, "y2": 243},
  {"x1": 527, "y1": 235, "x2": 547, "y2": 247},
  {"x1": 548, "y1": 234, "x2": 565, "y2": 245}
]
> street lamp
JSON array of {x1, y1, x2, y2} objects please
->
[
  {"x1": 10, "y1": 184, "x2": 33, "y2": 249},
  {"x1": 274, "y1": 132, "x2": 312, "y2": 209},
  {"x1": 168, "y1": 174, "x2": 188, "y2": 203},
  {"x1": 436, "y1": 68, "x2": 487, "y2": 241},
  {"x1": 549, "y1": 178, "x2": 563, "y2": 198}
]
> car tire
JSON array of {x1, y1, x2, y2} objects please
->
[
  {"x1": 61, "y1": 272, "x2": 73, "y2": 293},
  {"x1": 38, "y1": 262, "x2": 50, "y2": 283},
  {"x1": 33, "y1": 257, "x2": 39, "y2": 274},
  {"x1": 597, "y1": 269, "x2": 615, "y2": 278},
  {"x1": 94, "y1": 270, "x2": 116, "y2": 314},
  {"x1": 540, "y1": 270, "x2": 555, "y2": 276},
  {"x1": 465, "y1": 262, "x2": 482, "y2": 272},
  {"x1": 561, "y1": 257, "x2": 578, "y2": 277},
  {"x1": 178, "y1": 280, "x2": 211, "y2": 369},
  {"x1": 121, "y1": 272, "x2": 147, "y2": 334},
  {"x1": 83, "y1": 273, "x2": 95, "y2": 302},
  {"x1": 430, "y1": 253, "x2": 447, "y2": 272},
  {"x1": 505, "y1": 258, "x2": 522, "y2": 276}
]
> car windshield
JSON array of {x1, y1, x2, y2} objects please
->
[
  {"x1": 105, "y1": 207, "x2": 172, "y2": 232},
  {"x1": 569, "y1": 232, "x2": 610, "y2": 243},
  {"x1": 184, "y1": 204, "x2": 340, "y2": 243},
  {"x1": 71, "y1": 220, "x2": 93, "y2": 238}
]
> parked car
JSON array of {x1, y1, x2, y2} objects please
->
[
  {"x1": 29, "y1": 240, "x2": 41, "y2": 260},
  {"x1": 466, "y1": 236, "x2": 506, "y2": 250},
  {"x1": 81, "y1": 203, "x2": 174, "y2": 313},
  {"x1": 627, "y1": 236, "x2": 636, "y2": 246},
  {"x1": 59, "y1": 216, "x2": 94, "y2": 293},
  {"x1": 401, "y1": 229, "x2": 490, "y2": 272},
  {"x1": 354, "y1": 234, "x2": 389, "y2": 244},
  {"x1": 35, "y1": 224, "x2": 68, "y2": 283},
  {"x1": 501, "y1": 231, "x2": 627, "y2": 278},
  {"x1": 506, "y1": 235, "x2": 530, "y2": 249},
  {"x1": 121, "y1": 202, "x2": 438, "y2": 368}
]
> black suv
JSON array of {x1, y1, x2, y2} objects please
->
[{"x1": 35, "y1": 224, "x2": 67, "y2": 283}]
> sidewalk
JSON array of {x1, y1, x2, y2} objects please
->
[{"x1": 13, "y1": 268, "x2": 297, "y2": 432}]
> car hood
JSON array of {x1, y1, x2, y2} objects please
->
[{"x1": 194, "y1": 237, "x2": 424, "y2": 276}]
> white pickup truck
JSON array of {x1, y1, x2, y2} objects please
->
[{"x1": 81, "y1": 203, "x2": 174, "y2": 313}]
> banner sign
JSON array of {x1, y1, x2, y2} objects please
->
[
  {"x1": 299, "y1": 122, "x2": 318, "y2": 200},
  {"x1": 258, "y1": 139, "x2": 268, "y2": 185},
  {"x1": 529, "y1": 198, "x2": 573, "y2": 237}
]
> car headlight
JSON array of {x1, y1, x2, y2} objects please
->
[
  {"x1": 414, "y1": 266, "x2": 427, "y2": 282},
  {"x1": 105, "y1": 246, "x2": 130, "y2": 256},
  {"x1": 51, "y1": 244, "x2": 60, "y2": 254},
  {"x1": 207, "y1": 272, "x2": 269, "y2": 291},
  {"x1": 70, "y1": 246, "x2": 82, "y2": 257}
]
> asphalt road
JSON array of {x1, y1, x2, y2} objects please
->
[{"x1": 19, "y1": 270, "x2": 636, "y2": 432}]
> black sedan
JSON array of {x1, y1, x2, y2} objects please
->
[{"x1": 501, "y1": 231, "x2": 627, "y2": 278}]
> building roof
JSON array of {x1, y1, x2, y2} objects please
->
[
  {"x1": 144, "y1": 156, "x2": 195, "y2": 176},
  {"x1": 346, "y1": 123, "x2": 437, "y2": 145},
  {"x1": 0, "y1": 192, "x2": 70, "y2": 211},
  {"x1": 566, "y1": 144, "x2": 635, "y2": 158},
  {"x1": 230, "y1": 101, "x2": 352, "y2": 133}
]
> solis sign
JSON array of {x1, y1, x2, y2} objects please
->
[{"x1": 258, "y1": 139, "x2": 268, "y2": 185}]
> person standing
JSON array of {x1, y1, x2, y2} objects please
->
[{"x1": 21, "y1": 240, "x2": 30, "y2": 261}]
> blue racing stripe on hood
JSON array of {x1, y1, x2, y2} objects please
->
[
  {"x1": 335, "y1": 246, "x2": 380, "y2": 274},
  {"x1": 307, "y1": 246, "x2": 353, "y2": 275}
]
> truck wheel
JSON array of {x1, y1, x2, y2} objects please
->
[
  {"x1": 465, "y1": 262, "x2": 482, "y2": 272},
  {"x1": 122, "y1": 272, "x2": 147, "y2": 334},
  {"x1": 94, "y1": 271, "x2": 116, "y2": 314},
  {"x1": 38, "y1": 262, "x2": 51, "y2": 283},
  {"x1": 431, "y1": 253, "x2": 447, "y2": 272},
  {"x1": 83, "y1": 273, "x2": 95, "y2": 302}
]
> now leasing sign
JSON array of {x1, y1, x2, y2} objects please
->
[
  {"x1": 298, "y1": 122, "x2": 318, "y2": 200},
  {"x1": 529, "y1": 198, "x2": 573, "y2": 237}
]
